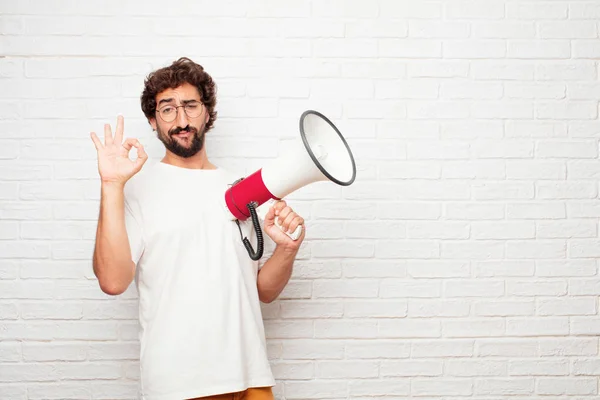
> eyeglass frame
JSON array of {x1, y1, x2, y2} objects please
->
[{"x1": 155, "y1": 100, "x2": 205, "y2": 123}]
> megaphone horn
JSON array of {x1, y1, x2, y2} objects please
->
[{"x1": 225, "y1": 110, "x2": 357, "y2": 260}]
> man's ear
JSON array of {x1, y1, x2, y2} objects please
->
[{"x1": 149, "y1": 117, "x2": 157, "y2": 131}]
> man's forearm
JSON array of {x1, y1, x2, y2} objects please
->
[
  {"x1": 93, "y1": 182, "x2": 135, "y2": 295},
  {"x1": 256, "y1": 246, "x2": 298, "y2": 303}
]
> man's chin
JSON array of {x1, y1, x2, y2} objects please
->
[
  {"x1": 168, "y1": 141, "x2": 203, "y2": 158},
  {"x1": 173, "y1": 137, "x2": 191, "y2": 146},
  {"x1": 158, "y1": 129, "x2": 204, "y2": 158},
  {"x1": 171, "y1": 149, "x2": 201, "y2": 158}
]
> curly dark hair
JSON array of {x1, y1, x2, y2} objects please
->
[{"x1": 140, "y1": 57, "x2": 217, "y2": 132}]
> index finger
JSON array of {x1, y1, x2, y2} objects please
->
[
  {"x1": 122, "y1": 137, "x2": 141, "y2": 153},
  {"x1": 273, "y1": 200, "x2": 287, "y2": 214}
]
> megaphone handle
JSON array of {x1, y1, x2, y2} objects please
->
[{"x1": 274, "y1": 218, "x2": 303, "y2": 241}]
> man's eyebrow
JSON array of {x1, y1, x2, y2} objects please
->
[
  {"x1": 157, "y1": 98, "x2": 200, "y2": 106},
  {"x1": 157, "y1": 97, "x2": 175, "y2": 106}
]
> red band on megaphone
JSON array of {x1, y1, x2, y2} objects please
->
[{"x1": 225, "y1": 169, "x2": 279, "y2": 220}]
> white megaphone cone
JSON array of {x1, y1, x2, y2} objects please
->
[{"x1": 224, "y1": 110, "x2": 356, "y2": 260}]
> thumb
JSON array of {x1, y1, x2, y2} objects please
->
[
  {"x1": 264, "y1": 204, "x2": 276, "y2": 226},
  {"x1": 133, "y1": 141, "x2": 148, "y2": 172}
]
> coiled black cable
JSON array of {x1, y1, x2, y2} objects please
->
[{"x1": 235, "y1": 201, "x2": 264, "y2": 261}]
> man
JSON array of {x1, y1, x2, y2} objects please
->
[{"x1": 90, "y1": 57, "x2": 305, "y2": 400}]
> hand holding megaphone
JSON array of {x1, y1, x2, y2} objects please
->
[
  {"x1": 260, "y1": 199, "x2": 304, "y2": 241},
  {"x1": 276, "y1": 219, "x2": 303, "y2": 241},
  {"x1": 225, "y1": 110, "x2": 356, "y2": 260}
]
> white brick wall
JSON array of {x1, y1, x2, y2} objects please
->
[{"x1": 1, "y1": 0, "x2": 599, "y2": 398}]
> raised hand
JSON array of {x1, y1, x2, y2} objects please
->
[{"x1": 90, "y1": 115, "x2": 148, "y2": 185}]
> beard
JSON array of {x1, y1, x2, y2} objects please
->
[{"x1": 157, "y1": 123, "x2": 205, "y2": 158}]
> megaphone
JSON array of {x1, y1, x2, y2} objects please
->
[{"x1": 224, "y1": 110, "x2": 356, "y2": 260}]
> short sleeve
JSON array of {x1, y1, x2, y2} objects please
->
[{"x1": 124, "y1": 197, "x2": 144, "y2": 265}]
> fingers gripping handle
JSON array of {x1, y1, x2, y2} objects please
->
[
  {"x1": 275, "y1": 219, "x2": 303, "y2": 241},
  {"x1": 258, "y1": 199, "x2": 303, "y2": 241}
]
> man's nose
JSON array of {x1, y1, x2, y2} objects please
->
[{"x1": 175, "y1": 106, "x2": 189, "y2": 127}]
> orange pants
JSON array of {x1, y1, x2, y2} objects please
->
[{"x1": 189, "y1": 386, "x2": 274, "y2": 400}]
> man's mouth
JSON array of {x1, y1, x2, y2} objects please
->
[{"x1": 172, "y1": 130, "x2": 191, "y2": 138}]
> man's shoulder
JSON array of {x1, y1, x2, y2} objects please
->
[{"x1": 216, "y1": 166, "x2": 246, "y2": 186}]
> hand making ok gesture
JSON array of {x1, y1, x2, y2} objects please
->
[{"x1": 90, "y1": 115, "x2": 148, "y2": 186}]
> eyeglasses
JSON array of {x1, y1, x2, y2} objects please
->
[{"x1": 156, "y1": 101, "x2": 204, "y2": 123}]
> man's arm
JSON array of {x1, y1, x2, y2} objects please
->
[
  {"x1": 90, "y1": 116, "x2": 148, "y2": 296},
  {"x1": 93, "y1": 182, "x2": 136, "y2": 296},
  {"x1": 256, "y1": 246, "x2": 298, "y2": 303},
  {"x1": 256, "y1": 200, "x2": 305, "y2": 303}
]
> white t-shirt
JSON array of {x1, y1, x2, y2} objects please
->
[{"x1": 123, "y1": 161, "x2": 276, "y2": 400}]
